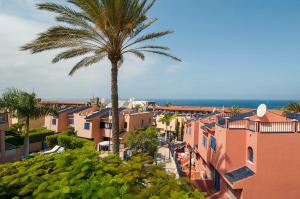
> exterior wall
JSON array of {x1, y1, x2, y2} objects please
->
[
  {"x1": 183, "y1": 121, "x2": 199, "y2": 148},
  {"x1": 0, "y1": 112, "x2": 9, "y2": 131},
  {"x1": 0, "y1": 131, "x2": 5, "y2": 163},
  {"x1": 74, "y1": 113, "x2": 93, "y2": 139},
  {"x1": 11, "y1": 117, "x2": 45, "y2": 129},
  {"x1": 45, "y1": 112, "x2": 69, "y2": 133},
  {"x1": 125, "y1": 112, "x2": 153, "y2": 132},
  {"x1": 45, "y1": 115, "x2": 58, "y2": 132},
  {"x1": 156, "y1": 115, "x2": 183, "y2": 133},
  {"x1": 240, "y1": 132, "x2": 300, "y2": 199}
]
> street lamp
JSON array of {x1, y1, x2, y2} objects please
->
[{"x1": 187, "y1": 145, "x2": 194, "y2": 180}]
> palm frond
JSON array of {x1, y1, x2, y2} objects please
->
[
  {"x1": 123, "y1": 30, "x2": 174, "y2": 50},
  {"x1": 69, "y1": 53, "x2": 106, "y2": 75},
  {"x1": 52, "y1": 47, "x2": 95, "y2": 63},
  {"x1": 123, "y1": 50, "x2": 145, "y2": 60},
  {"x1": 135, "y1": 45, "x2": 170, "y2": 51},
  {"x1": 140, "y1": 50, "x2": 181, "y2": 62}
]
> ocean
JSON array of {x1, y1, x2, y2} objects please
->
[
  {"x1": 44, "y1": 98, "x2": 297, "y2": 109},
  {"x1": 146, "y1": 99, "x2": 296, "y2": 109}
]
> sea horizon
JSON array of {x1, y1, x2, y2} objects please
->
[{"x1": 41, "y1": 98, "x2": 299, "y2": 109}]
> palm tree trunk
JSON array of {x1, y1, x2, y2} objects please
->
[
  {"x1": 24, "y1": 117, "x2": 30, "y2": 158},
  {"x1": 111, "y1": 60, "x2": 120, "y2": 154}
]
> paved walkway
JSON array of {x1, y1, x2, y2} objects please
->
[{"x1": 156, "y1": 146, "x2": 179, "y2": 178}]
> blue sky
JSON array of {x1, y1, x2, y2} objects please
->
[{"x1": 0, "y1": 0, "x2": 299, "y2": 100}]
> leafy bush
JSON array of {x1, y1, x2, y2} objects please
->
[
  {"x1": 46, "y1": 133, "x2": 90, "y2": 150},
  {"x1": 66, "y1": 126, "x2": 77, "y2": 136},
  {"x1": 57, "y1": 135, "x2": 83, "y2": 149},
  {"x1": 126, "y1": 127, "x2": 158, "y2": 156},
  {"x1": 0, "y1": 150, "x2": 205, "y2": 199},
  {"x1": 5, "y1": 128, "x2": 55, "y2": 146},
  {"x1": 45, "y1": 135, "x2": 58, "y2": 148}
]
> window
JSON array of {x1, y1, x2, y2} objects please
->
[
  {"x1": 210, "y1": 136, "x2": 216, "y2": 151},
  {"x1": 141, "y1": 119, "x2": 144, "y2": 126},
  {"x1": 100, "y1": 122, "x2": 105, "y2": 129},
  {"x1": 202, "y1": 135, "x2": 207, "y2": 148},
  {"x1": 68, "y1": 119, "x2": 74, "y2": 125},
  {"x1": 84, "y1": 122, "x2": 90, "y2": 130},
  {"x1": 105, "y1": 123, "x2": 112, "y2": 129},
  {"x1": 52, "y1": 119, "x2": 57, "y2": 125},
  {"x1": 124, "y1": 122, "x2": 128, "y2": 129},
  {"x1": 248, "y1": 147, "x2": 254, "y2": 163}
]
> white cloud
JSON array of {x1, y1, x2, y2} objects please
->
[{"x1": 0, "y1": 13, "x2": 157, "y2": 99}]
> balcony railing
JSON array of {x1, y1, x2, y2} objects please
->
[
  {"x1": 217, "y1": 116, "x2": 298, "y2": 133},
  {"x1": 260, "y1": 122, "x2": 294, "y2": 133},
  {"x1": 228, "y1": 120, "x2": 248, "y2": 129}
]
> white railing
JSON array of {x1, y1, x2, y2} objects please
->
[
  {"x1": 228, "y1": 120, "x2": 247, "y2": 129},
  {"x1": 260, "y1": 122, "x2": 294, "y2": 133}
]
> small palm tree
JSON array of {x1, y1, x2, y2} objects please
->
[
  {"x1": 0, "y1": 89, "x2": 57, "y2": 158},
  {"x1": 21, "y1": 0, "x2": 181, "y2": 154},
  {"x1": 134, "y1": 103, "x2": 143, "y2": 110},
  {"x1": 229, "y1": 105, "x2": 241, "y2": 115},
  {"x1": 285, "y1": 102, "x2": 300, "y2": 114},
  {"x1": 158, "y1": 112, "x2": 176, "y2": 141}
]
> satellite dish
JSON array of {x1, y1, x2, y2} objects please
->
[{"x1": 257, "y1": 104, "x2": 267, "y2": 117}]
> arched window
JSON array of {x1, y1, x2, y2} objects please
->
[{"x1": 248, "y1": 147, "x2": 254, "y2": 163}]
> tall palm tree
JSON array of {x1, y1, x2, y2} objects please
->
[
  {"x1": 158, "y1": 112, "x2": 176, "y2": 141},
  {"x1": 285, "y1": 102, "x2": 300, "y2": 114},
  {"x1": 0, "y1": 89, "x2": 57, "y2": 158},
  {"x1": 21, "y1": 0, "x2": 181, "y2": 154}
]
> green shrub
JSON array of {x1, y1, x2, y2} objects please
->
[
  {"x1": 45, "y1": 135, "x2": 58, "y2": 148},
  {"x1": 46, "y1": 134, "x2": 90, "y2": 150},
  {"x1": 5, "y1": 128, "x2": 55, "y2": 146},
  {"x1": 0, "y1": 151, "x2": 205, "y2": 199},
  {"x1": 66, "y1": 126, "x2": 77, "y2": 136},
  {"x1": 57, "y1": 135, "x2": 83, "y2": 149}
]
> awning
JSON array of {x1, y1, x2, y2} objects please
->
[{"x1": 224, "y1": 166, "x2": 255, "y2": 183}]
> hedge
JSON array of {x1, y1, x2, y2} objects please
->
[
  {"x1": 5, "y1": 128, "x2": 55, "y2": 146},
  {"x1": 46, "y1": 133, "x2": 92, "y2": 149}
]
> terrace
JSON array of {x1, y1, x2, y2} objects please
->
[{"x1": 217, "y1": 112, "x2": 300, "y2": 133}]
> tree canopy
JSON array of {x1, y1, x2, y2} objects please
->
[
  {"x1": 0, "y1": 138, "x2": 205, "y2": 199},
  {"x1": 125, "y1": 127, "x2": 158, "y2": 156}
]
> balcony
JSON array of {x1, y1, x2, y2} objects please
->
[
  {"x1": 260, "y1": 122, "x2": 293, "y2": 133},
  {"x1": 217, "y1": 115, "x2": 298, "y2": 133}
]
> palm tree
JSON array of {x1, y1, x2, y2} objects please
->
[
  {"x1": 158, "y1": 112, "x2": 176, "y2": 141},
  {"x1": 21, "y1": 0, "x2": 181, "y2": 154},
  {"x1": 229, "y1": 105, "x2": 241, "y2": 115},
  {"x1": 285, "y1": 102, "x2": 300, "y2": 114},
  {"x1": 0, "y1": 89, "x2": 57, "y2": 158}
]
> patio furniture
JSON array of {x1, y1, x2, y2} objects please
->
[
  {"x1": 56, "y1": 147, "x2": 65, "y2": 154},
  {"x1": 42, "y1": 145, "x2": 61, "y2": 155}
]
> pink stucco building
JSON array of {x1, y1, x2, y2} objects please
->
[
  {"x1": 179, "y1": 110, "x2": 300, "y2": 199},
  {"x1": 45, "y1": 106, "x2": 89, "y2": 132},
  {"x1": 73, "y1": 108, "x2": 153, "y2": 149},
  {"x1": 45, "y1": 105, "x2": 153, "y2": 148}
]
